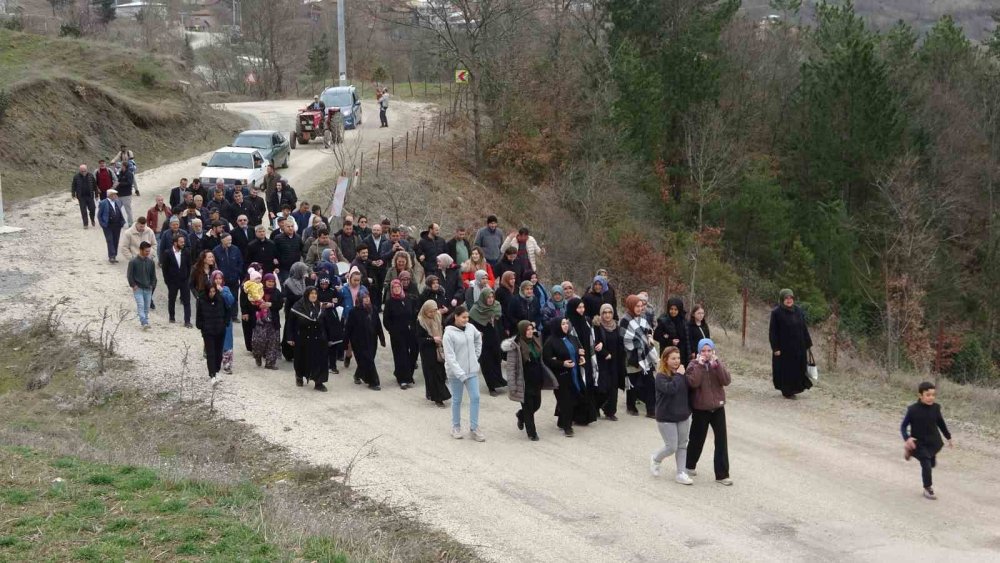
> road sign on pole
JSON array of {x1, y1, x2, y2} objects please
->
[{"x1": 455, "y1": 69, "x2": 469, "y2": 84}]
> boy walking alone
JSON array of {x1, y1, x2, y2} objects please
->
[{"x1": 900, "y1": 382, "x2": 953, "y2": 500}]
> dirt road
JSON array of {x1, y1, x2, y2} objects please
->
[{"x1": 2, "y1": 100, "x2": 1000, "y2": 562}]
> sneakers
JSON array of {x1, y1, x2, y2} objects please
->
[
  {"x1": 923, "y1": 488, "x2": 937, "y2": 500},
  {"x1": 650, "y1": 456, "x2": 661, "y2": 477},
  {"x1": 210, "y1": 375, "x2": 219, "y2": 388},
  {"x1": 687, "y1": 469, "x2": 697, "y2": 477},
  {"x1": 451, "y1": 427, "x2": 464, "y2": 439},
  {"x1": 470, "y1": 429, "x2": 486, "y2": 442},
  {"x1": 716, "y1": 478, "x2": 733, "y2": 486},
  {"x1": 675, "y1": 473, "x2": 694, "y2": 485}
]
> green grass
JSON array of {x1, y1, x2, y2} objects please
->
[{"x1": 0, "y1": 446, "x2": 349, "y2": 562}]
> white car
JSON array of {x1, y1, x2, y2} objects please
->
[{"x1": 199, "y1": 147, "x2": 267, "y2": 188}]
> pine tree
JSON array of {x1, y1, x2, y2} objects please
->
[
  {"x1": 307, "y1": 35, "x2": 330, "y2": 82},
  {"x1": 93, "y1": 0, "x2": 116, "y2": 24},
  {"x1": 779, "y1": 238, "x2": 829, "y2": 322}
]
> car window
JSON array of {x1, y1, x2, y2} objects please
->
[
  {"x1": 321, "y1": 90, "x2": 353, "y2": 108},
  {"x1": 252, "y1": 152, "x2": 263, "y2": 168},
  {"x1": 207, "y1": 152, "x2": 252, "y2": 169},
  {"x1": 232, "y1": 134, "x2": 272, "y2": 149},
  {"x1": 273, "y1": 134, "x2": 283, "y2": 145}
]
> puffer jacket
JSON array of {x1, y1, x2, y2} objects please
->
[{"x1": 443, "y1": 324, "x2": 482, "y2": 382}]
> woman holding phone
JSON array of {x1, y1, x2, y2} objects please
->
[{"x1": 684, "y1": 338, "x2": 733, "y2": 486}]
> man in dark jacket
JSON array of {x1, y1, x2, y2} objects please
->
[
  {"x1": 98, "y1": 189, "x2": 127, "y2": 263},
  {"x1": 188, "y1": 178, "x2": 209, "y2": 203},
  {"x1": 493, "y1": 247, "x2": 524, "y2": 286},
  {"x1": 212, "y1": 233, "x2": 243, "y2": 320},
  {"x1": 71, "y1": 164, "x2": 98, "y2": 228},
  {"x1": 365, "y1": 223, "x2": 391, "y2": 312},
  {"x1": 160, "y1": 232, "x2": 192, "y2": 326},
  {"x1": 246, "y1": 186, "x2": 267, "y2": 227},
  {"x1": 169, "y1": 177, "x2": 189, "y2": 209},
  {"x1": 334, "y1": 221, "x2": 363, "y2": 262},
  {"x1": 446, "y1": 226, "x2": 472, "y2": 266},
  {"x1": 415, "y1": 223, "x2": 447, "y2": 279},
  {"x1": 127, "y1": 241, "x2": 157, "y2": 329},
  {"x1": 247, "y1": 225, "x2": 279, "y2": 273},
  {"x1": 230, "y1": 215, "x2": 253, "y2": 258},
  {"x1": 115, "y1": 165, "x2": 139, "y2": 226},
  {"x1": 158, "y1": 216, "x2": 188, "y2": 251},
  {"x1": 266, "y1": 180, "x2": 297, "y2": 222},
  {"x1": 225, "y1": 190, "x2": 253, "y2": 226},
  {"x1": 274, "y1": 221, "x2": 304, "y2": 283}
]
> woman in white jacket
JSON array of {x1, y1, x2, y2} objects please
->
[{"x1": 444, "y1": 305, "x2": 485, "y2": 441}]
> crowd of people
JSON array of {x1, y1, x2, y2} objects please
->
[{"x1": 70, "y1": 153, "x2": 952, "y2": 496}]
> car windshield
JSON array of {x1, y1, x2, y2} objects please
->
[
  {"x1": 321, "y1": 91, "x2": 353, "y2": 108},
  {"x1": 207, "y1": 152, "x2": 252, "y2": 169},
  {"x1": 232, "y1": 134, "x2": 272, "y2": 149}
]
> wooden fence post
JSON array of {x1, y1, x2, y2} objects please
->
[
  {"x1": 405, "y1": 131, "x2": 409, "y2": 161},
  {"x1": 376, "y1": 142, "x2": 381, "y2": 176},
  {"x1": 741, "y1": 286, "x2": 749, "y2": 348},
  {"x1": 391, "y1": 139, "x2": 395, "y2": 169},
  {"x1": 358, "y1": 152, "x2": 363, "y2": 186}
]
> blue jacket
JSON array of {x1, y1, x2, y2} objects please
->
[
  {"x1": 291, "y1": 210, "x2": 312, "y2": 233},
  {"x1": 159, "y1": 227, "x2": 189, "y2": 251},
  {"x1": 97, "y1": 198, "x2": 126, "y2": 229},
  {"x1": 212, "y1": 244, "x2": 244, "y2": 284}
]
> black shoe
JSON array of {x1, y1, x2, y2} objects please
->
[
  {"x1": 645, "y1": 413, "x2": 656, "y2": 419},
  {"x1": 563, "y1": 428, "x2": 574, "y2": 437},
  {"x1": 169, "y1": 318, "x2": 175, "y2": 323},
  {"x1": 255, "y1": 356, "x2": 262, "y2": 367},
  {"x1": 606, "y1": 415, "x2": 619, "y2": 421},
  {"x1": 354, "y1": 377, "x2": 362, "y2": 385},
  {"x1": 265, "y1": 365, "x2": 278, "y2": 370},
  {"x1": 529, "y1": 435, "x2": 539, "y2": 441},
  {"x1": 184, "y1": 323, "x2": 193, "y2": 328},
  {"x1": 627, "y1": 409, "x2": 639, "y2": 416},
  {"x1": 295, "y1": 376, "x2": 304, "y2": 387},
  {"x1": 344, "y1": 356, "x2": 351, "y2": 368},
  {"x1": 516, "y1": 411, "x2": 524, "y2": 431},
  {"x1": 371, "y1": 385, "x2": 381, "y2": 391},
  {"x1": 489, "y1": 389, "x2": 500, "y2": 397},
  {"x1": 435, "y1": 401, "x2": 446, "y2": 408},
  {"x1": 331, "y1": 367, "x2": 339, "y2": 374},
  {"x1": 150, "y1": 302, "x2": 156, "y2": 310},
  {"x1": 315, "y1": 383, "x2": 328, "y2": 392}
]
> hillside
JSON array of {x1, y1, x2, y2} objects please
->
[{"x1": 0, "y1": 29, "x2": 240, "y2": 204}]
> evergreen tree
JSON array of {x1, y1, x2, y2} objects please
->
[
  {"x1": 779, "y1": 237, "x2": 830, "y2": 322},
  {"x1": 93, "y1": 0, "x2": 116, "y2": 24},
  {"x1": 308, "y1": 35, "x2": 331, "y2": 82}
]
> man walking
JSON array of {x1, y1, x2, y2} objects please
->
[
  {"x1": 71, "y1": 164, "x2": 98, "y2": 228},
  {"x1": 94, "y1": 159, "x2": 117, "y2": 201},
  {"x1": 416, "y1": 222, "x2": 447, "y2": 280},
  {"x1": 127, "y1": 241, "x2": 157, "y2": 329},
  {"x1": 145, "y1": 195, "x2": 172, "y2": 234},
  {"x1": 98, "y1": 189, "x2": 126, "y2": 263},
  {"x1": 379, "y1": 88, "x2": 391, "y2": 127},
  {"x1": 115, "y1": 162, "x2": 139, "y2": 226},
  {"x1": 474, "y1": 215, "x2": 505, "y2": 269},
  {"x1": 213, "y1": 232, "x2": 243, "y2": 320},
  {"x1": 161, "y1": 233, "x2": 192, "y2": 327}
]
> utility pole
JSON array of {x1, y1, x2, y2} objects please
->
[{"x1": 337, "y1": 0, "x2": 347, "y2": 84}]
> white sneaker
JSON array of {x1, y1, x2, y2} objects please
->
[
  {"x1": 451, "y1": 427, "x2": 463, "y2": 439},
  {"x1": 716, "y1": 478, "x2": 733, "y2": 486},
  {"x1": 675, "y1": 472, "x2": 694, "y2": 485},
  {"x1": 470, "y1": 429, "x2": 486, "y2": 442},
  {"x1": 649, "y1": 456, "x2": 661, "y2": 477}
]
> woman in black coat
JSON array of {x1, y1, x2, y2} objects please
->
[
  {"x1": 468, "y1": 288, "x2": 507, "y2": 395},
  {"x1": 769, "y1": 289, "x2": 813, "y2": 399},
  {"x1": 384, "y1": 279, "x2": 417, "y2": 388},
  {"x1": 505, "y1": 281, "x2": 537, "y2": 337},
  {"x1": 565, "y1": 297, "x2": 597, "y2": 425},
  {"x1": 196, "y1": 284, "x2": 229, "y2": 381},
  {"x1": 344, "y1": 288, "x2": 386, "y2": 390},
  {"x1": 289, "y1": 287, "x2": 331, "y2": 391},
  {"x1": 419, "y1": 275, "x2": 450, "y2": 316},
  {"x1": 316, "y1": 277, "x2": 344, "y2": 374},
  {"x1": 281, "y1": 262, "x2": 311, "y2": 361},
  {"x1": 415, "y1": 299, "x2": 451, "y2": 406},
  {"x1": 687, "y1": 304, "x2": 711, "y2": 362},
  {"x1": 654, "y1": 297, "x2": 689, "y2": 361},
  {"x1": 542, "y1": 318, "x2": 586, "y2": 437},
  {"x1": 593, "y1": 303, "x2": 626, "y2": 420}
]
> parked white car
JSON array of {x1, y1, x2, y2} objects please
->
[{"x1": 198, "y1": 147, "x2": 267, "y2": 188}]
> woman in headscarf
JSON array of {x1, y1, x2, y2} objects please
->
[
  {"x1": 654, "y1": 297, "x2": 689, "y2": 362},
  {"x1": 384, "y1": 279, "x2": 418, "y2": 389},
  {"x1": 582, "y1": 275, "x2": 611, "y2": 320},
  {"x1": 416, "y1": 299, "x2": 451, "y2": 407},
  {"x1": 289, "y1": 286, "x2": 331, "y2": 391},
  {"x1": 316, "y1": 277, "x2": 344, "y2": 374},
  {"x1": 595, "y1": 268, "x2": 619, "y2": 316},
  {"x1": 542, "y1": 318, "x2": 586, "y2": 437},
  {"x1": 502, "y1": 320, "x2": 553, "y2": 441},
  {"x1": 314, "y1": 248, "x2": 341, "y2": 284},
  {"x1": 240, "y1": 263, "x2": 263, "y2": 352},
  {"x1": 469, "y1": 288, "x2": 506, "y2": 396},
  {"x1": 398, "y1": 270, "x2": 419, "y2": 302},
  {"x1": 211, "y1": 271, "x2": 237, "y2": 375},
  {"x1": 541, "y1": 284, "x2": 567, "y2": 326},
  {"x1": 526, "y1": 271, "x2": 549, "y2": 311},
  {"x1": 565, "y1": 297, "x2": 598, "y2": 425},
  {"x1": 593, "y1": 303, "x2": 626, "y2": 420},
  {"x1": 250, "y1": 273, "x2": 283, "y2": 369},
  {"x1": 437, "y1": 253, "x2": 464, "y2": 309},
  {"x1": 463, "y1": 269, "x2": 491, "y2": 306},
  {"x1": 622, "y1": 295, "x2": 658, "y2": 418},
  {"x1": 687, "y1": 304, "x2": 711, "y2": 362},
  {"x1": 769, "y1": 288, "x2": 813, "y2": 399},
  {"x1": 344, "y1": 288, "x2": 385, "y2": 390},
  {"x1": 196, "y1": 283, "x2": 230, "y2": 383},
  {"x1": 339, "y1": 268, "x2": 364, "y2": 368},
  {"x1": 398, "y1": 270, "x2": 420, "y2": 370},
  {"x1": 494, "y1": 270, "x2": 517, "y2": 318},
  {"x1": 190, "y1": 250, "x2": 217, "y2": 299},
  {"x1": 383, "y1": 250, "x2": 414, "y2": 304},
  {"x1": 504, "y1": 280, "x2": 539, "y2": 337},
  {"x1": 460, "y1": 246, "x2": 495, "y2": 288},
  {"x1": 419, "y1": 275, "x2": 449, "y2": 315},
  {"x1": 281, "y1": 261, "x2": 312, "y2": 361}
]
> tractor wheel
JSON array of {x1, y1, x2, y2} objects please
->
[{"x1": 289, "y1": 134, "x2": 297, "y2": 150}]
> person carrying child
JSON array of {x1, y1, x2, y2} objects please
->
[{"x1": 901, "y1": 381, "x2": 953, "y2": 500}]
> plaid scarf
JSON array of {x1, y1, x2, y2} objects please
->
[{"x1": 623, "y1": 313, "x2": 657, "y2": 373}]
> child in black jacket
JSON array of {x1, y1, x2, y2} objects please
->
[{"x1": 900, "y1": 381, "x2": 953, "y2": 500}]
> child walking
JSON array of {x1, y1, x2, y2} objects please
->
[
  {"x1": 650, "y1": 346, "x2": 694, "y2": 485},
  {"x1": 900, "y1": 381, "x2": 953, "y2": 500}
]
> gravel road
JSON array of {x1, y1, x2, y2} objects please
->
[{"x1": 2, "y1": 99, "x2": 1000, "y2": 562}]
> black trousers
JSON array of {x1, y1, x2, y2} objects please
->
[
  {"x1": 203, "y1": 333, "x2": 224, "y2": 377},
  {"x1": 226, "y1": 281, "x2": 239, "y2": 319},
  {"x1": 389, "y1": 328, "x2": 415, "y2": 384},
  {"x1": 328, "y1": 342, "x2": 342, "y2": 370},
  {"x1": 102, "y1": 225, "x2": 122, "y2": 259},
  {"x1": 78, "y1": 197, "x2": 96, "y2": 226},
  {"x1": 600, "y1": 385, "x2": 619, "y2": 416},
  {"x1": 380, "y1": 107, "x2": 388, "y2": 126},
  {"x1": 916, "y1": 453, "x2": 936, "y2": 488},
  {"x1": 166, "y1": 283, "x2": 191, "y2": 324},
  {"x1": 686, "y1": 407, "x2": 729, "y2": 480},
  {"x1": 519, "y1": 392, "x2": 541, "y2": 438},
  {"x1": 626, "y1": 371, "x2": 654, "y2": 415}
]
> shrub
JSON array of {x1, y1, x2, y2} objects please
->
[
  {"x1": 0, "y1": 90, "x2": 9, "y2": 124},
  {"x1": 949, "y1": 336, "x2": 999, "y2": 385},
  {"x1": 139, "y1": 70, "x2": 157, "y2": 87},
  {"x1": 59, "y1": 23, "x2": 82, "y2": 38},
  {"x1": 2, "y1": 15, "x2": 24, "y2": 31}
]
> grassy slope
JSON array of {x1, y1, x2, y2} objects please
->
[{"x1": 0, "y1": 29, "x2": 241, "y2": 204}]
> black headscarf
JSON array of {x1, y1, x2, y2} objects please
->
[
  {"x1": 565, "y1": 297, "x2": 591, "y2": 349},
  {"x1": 292, "y1": 287, "x2": 321, "y2": 320}
]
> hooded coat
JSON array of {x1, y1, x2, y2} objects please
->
[
  {"x1": 654, "y1": 297, "x2": 689, "y2": 361},
  {"x1": 769, "y1": 303, "x2": 813, "y2": 396}
]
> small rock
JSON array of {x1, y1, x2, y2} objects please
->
[
  {"x1": 52, "y1": 477, "x2": 65, "y2": 484},
  {"x1": 283, "y1": 426, "x2": 292, "y2": 432}
]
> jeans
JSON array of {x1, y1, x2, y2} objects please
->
[
  {"x1": 133, "y1": 288, "x2": 152, "y2": 326},
  {"x1": 448, "y1": 376, "x2": 480, "y2": 431},
  {"x1": 166, "y1": 283, "x2": 191, "y2": 323},
  {"x1": 686, "y1": 407, "x2": 729, "y2": 480},
  {"x1": 102, "y1": 225, "x2": 122, "y2": 259},
  {"x1": 119, "y1": 195, "x2": 135, "y2": 225},
  {"x1": 78, "y1": 197, "x2": 96, "y2": 226},
  {"x1": 654, "y1": 416, "x2": 692, "y2": 475}
]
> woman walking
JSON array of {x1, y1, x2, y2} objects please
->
[
  {"x1": 542, "y1": 318, "x2": 587, "y2": 437},
  {"x1": 340, "y1": 268, "x2": 364, "y2": 369},
  {"x1": 316, "y1": 277, "x2": 344, "y2": 374},
  {"x1": 769, "y1": 289, "x2": 814, "y2": 399},
  {"x1": 650, "y1": 346, "x2": 694, "y2": 485},
  {"x1": 250, "y1": 273, "x2": 283, "y2": 369},
  {"x1": 494, "y1": 271, "x2": 517, "y2": 320},
  {"x1": 502, "y1": 320, "x2": 552, "y2": 441},
  {"x1": 196, "y1": 284, "x2": 229, "y2": 383},
  {"x1": 383, "y1": 251, "x2": 415, "y2": 304},
  {"x1": 469, "y1": 288, "x2": 507, "y2": 396},
  {"x1": 622, "y1": 295, "x2": 658, "y2": 418},
  {"x1": 189, "y1": 250, "x2": 217, "y2": 299},
  {"x1": 240, "y1": 264, "x2": 264, "y2": 352},
  {"x1": 211, "y1": 271, "x2": 237, "y2": 374},
  {"x1": 463, "y1": 269, "x2": 491, "y2": 307},
  {"x1": 281, "y1": 262, "x2": 311, "y2": 361},
  {"x1": 419, "y1": 275, "x2": 449, "y2": 315},
  {"x1": 565, "y1": 297, "x2": 598, "y2": 425},
  {"x1": 416, "y1": 300, "x2": 451, "y2": 407},
  {"x1": 654, "y1": 297, "x2": 689, "y2": 363},
  {"x1": 344, "y1": 289, "x2": 385, "y2": 390},
  {"x1": 289, "y1": 286, "x2": 332, "y2": 391},
  {"x1": 460, "y1": 246, "x2": 495, "y2": 288},
  {"x1": 685, "y1": 338, "x2": 733, "y2": 486},
  {"x1": 594, "y1": 303, "x2": 626, "y2": 420},
  {"x1": 687, "y1": 305, "x2": 711, "y2": 362},
  {"x1": 443, "y1": 306, "x2": 484, "y2": 441},
  {"x1": 384, "y1": 279, "x2": 418, "y2": 389},
  {"x1": 541, "y1": 284, "x2": 567, "y2": 325}
]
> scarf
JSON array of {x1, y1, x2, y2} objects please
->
[
  {"x1": 284, "y1": 262, "x2": 310, "y2": 297},
  {"x1": 623, "y1": 313, "x2": 657, "y2": 373},
  {"x1": 390, "y1": 279, "x2": 405, "y2": 301},
  {"x1": 417, "y1": 299, "x2": 444, "y2": 362},
  {"x1": 516, "y1": 320, "x2": 541, "y2": 362},
  {"x1": 472, "y1": 269, "x2": 488, "y2": 302},
  {"x1": 598, "y1": 303, "x2": 618, "y2": 332},
  {"x1": 469, "y1": 288, "x2": 502, "y2": 326},
  {"x1": 518, "y1": 280, "x2": 533, "y2": 300},
  {"x1": 561, "y1": 337, "x2": 582, "y2": 392},
  {"x1": 565, "y1": 297, "x2": 591, "y2": 349},
  {"x1": 291, "y1": 289, "x2": 321, "y2": 321}
]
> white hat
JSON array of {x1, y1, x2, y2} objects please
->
[{"x1": 107, "y1": 189, "x2": 118, "y2": 195}]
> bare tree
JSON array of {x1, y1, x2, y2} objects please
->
[{"x1": 238, "y1": 0, "x2": 303, "y2": 97}]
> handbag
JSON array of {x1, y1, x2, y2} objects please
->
[{"x1": 806, "y1": 349, "x2": 819, "y2": 383}]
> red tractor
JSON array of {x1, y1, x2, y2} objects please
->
[{"x1": 294, "y1": 107, "x2": 343, "y2": 147}]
